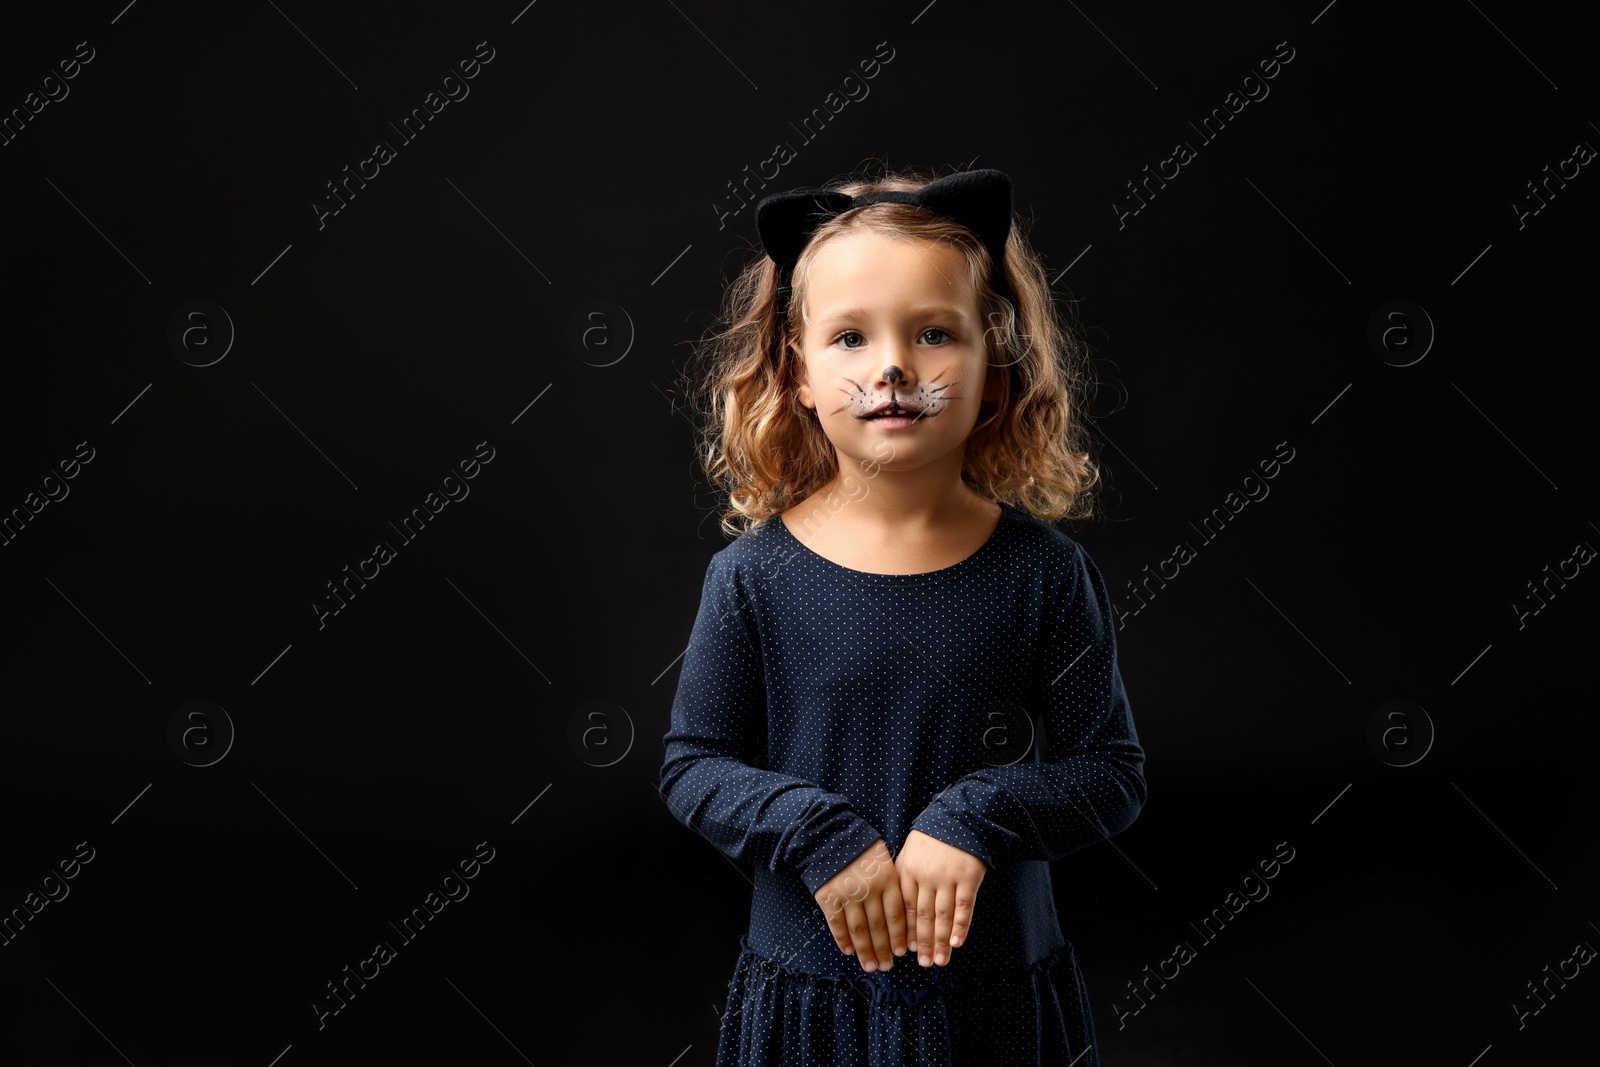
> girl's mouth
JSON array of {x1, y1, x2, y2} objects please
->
[{"x1": 860, "y1": 403, "x2": 925, "y2": 420}]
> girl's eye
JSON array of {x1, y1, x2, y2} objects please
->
[{"x1": 832, "y1": 328, "x2": 951, "y2": 348}]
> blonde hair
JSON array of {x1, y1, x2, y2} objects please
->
[{"x1": 681, "y1": 164, "x2": 1101, "y2": 539}]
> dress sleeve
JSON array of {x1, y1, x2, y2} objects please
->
[
  {"x1": 658, "y1": 554, "x2": 886, "y2": 897},
  {"x1": 909, "y1": 540, "x2": 1147, "y2": 868}
]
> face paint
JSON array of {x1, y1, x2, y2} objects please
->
[{"x1": 836, "y1": 371, "x2": 957, "y2": 426}]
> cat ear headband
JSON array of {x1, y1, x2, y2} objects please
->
[{"x1": 754, "y1": 167, "x2": 1016, "y2": 315}]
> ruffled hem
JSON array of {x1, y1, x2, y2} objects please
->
[{"x1": 714, "y1": 934, "x2": 1098, "y2": 1066}]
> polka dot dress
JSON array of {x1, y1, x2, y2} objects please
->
[{"x1": 659, "y1": 500, "x2": 1148, "y2": 1066}]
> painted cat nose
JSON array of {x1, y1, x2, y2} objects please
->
[{"x1": 883, "y1": 366, "x2": 904, "y2": 384}]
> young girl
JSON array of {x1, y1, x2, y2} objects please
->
[{"x1": 659, "y1": 165, "x2": 1147, "y2": 1066}]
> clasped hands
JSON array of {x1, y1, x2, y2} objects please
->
[{"x1": 812, "y1": 830, "x2": 987, "y2": 973}]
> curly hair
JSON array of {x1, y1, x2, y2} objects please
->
[{"x1": 680, "y1": 164, "x2": 1101, "y2": 540}]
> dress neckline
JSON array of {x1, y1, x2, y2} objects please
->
[{"x1": 766, "y1": 500, "x2": 1018, "y2": 584}]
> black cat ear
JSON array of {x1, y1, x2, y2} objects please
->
[
  {"x1": 756, "y1": 168, "x2": 1017, "y2": 315},
  {"x1": 913, "y1": 169, "x2": 1014, "y2": 266},
  {"x1": 755, "y1": 188, "x2": 856, "y2": 268}
]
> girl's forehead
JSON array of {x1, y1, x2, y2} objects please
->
[
  {"x1": 811, "y1": 227, "x2": 962, "y2": 263},
  {"x1": 804, "y1": 230, "x2": 976, "y2": 303}
]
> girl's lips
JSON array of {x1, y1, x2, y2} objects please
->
[{"x1": 866, "y1": 415, "x2": 921, "y2": 429}]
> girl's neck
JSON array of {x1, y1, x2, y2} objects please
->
[{"x1": 810, "y1": 459, "x2": 990, "y2": 539}]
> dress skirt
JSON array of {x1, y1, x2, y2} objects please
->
[{"x1": 714, "y1": 933, "x2": 1099, "y2": 1067}]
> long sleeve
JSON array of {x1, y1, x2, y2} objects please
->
[
  {"x1": 658, "y1": 554, "x2": 886, "y2": 897},
  {"x1": 909, "y1": 540, "x2": 1147, "y2": 868}
]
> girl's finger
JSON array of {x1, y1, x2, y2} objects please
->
[
  {"x1": 901, "y1": 871, "x2": 919, "y2": 952},
  {"x1": 881, "y1": 879, "x2": 908, "y2": 956},
  {"x1": 915, "y1": 881, "x2": 938, "y2": 967},
  {"x1": 931, "y1": 883, "x2": 955, "y2": 966},
  {"x1": 818, "y1": 890, "x2": 852, "y2": 955},
  {"x1": 844, "y1": 899, "x2": 878, "y2": 971},
  {"x1": 861, "y1": 893, "x2": 894, "y2": 971},
  {"x1": 949, "y1": 879, "x2": 978, "y2": 952}
]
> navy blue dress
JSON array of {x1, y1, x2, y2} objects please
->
[{"x1": 659, "y1": 500, "x2": 1147, "y2": 1066}]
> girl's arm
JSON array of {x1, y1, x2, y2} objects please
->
[
  {"x1": 908, "y1": 540, "x2": 1147, "y2": 868},
  {"x1": 659, "y1": 555, "x2": 885, "y2": 897}
]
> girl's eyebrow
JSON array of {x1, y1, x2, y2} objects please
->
[{"x1": 818, "y1": 305, "x2": 968, "y2": 323}]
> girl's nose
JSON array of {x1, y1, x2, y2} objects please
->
[{"x1": 883, "y1": 365, "x2": 904, "y2": 385}]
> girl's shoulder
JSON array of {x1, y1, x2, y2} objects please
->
[
  {"x1": 993, "y1": 500, "x2": 1101, "y2": 574},
  {"x1": 701, "y1": 513, "x2": 790, "y2": 580},
  {"x1": 706, "y1": 500, "x2": 1095, "y2": 579},
  {"x1": 999, "y1": 500, "x2": 1083, "y2": 549}
]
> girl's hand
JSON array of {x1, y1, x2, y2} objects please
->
[
  {"x1": 896, "y1": 829, "x2": 986, "y2": 967},
  {"x1": 812, "y1": 838, "x2": 907, "y2": 973}
]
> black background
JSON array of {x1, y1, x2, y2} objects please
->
[{"x1": 1, "y1": 1, "x2": 1595, "y2": 1064}]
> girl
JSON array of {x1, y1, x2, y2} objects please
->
[{"x1": 659, "y1": 165, "x2": 1147, "y2": 1066}]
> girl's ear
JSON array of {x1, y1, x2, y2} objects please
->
[{"x1": 790, "y1": 341, "x2": 815, "y2": 410}]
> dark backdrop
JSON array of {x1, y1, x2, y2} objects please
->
[{"x1": 2, "y1": 2, "x2": 1594, "y2": 1064}]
